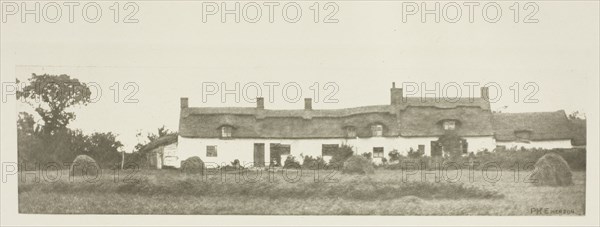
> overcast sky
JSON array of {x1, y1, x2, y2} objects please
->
[{"x1": 2, "y1": 1, "x2": 598, "y2": 151}]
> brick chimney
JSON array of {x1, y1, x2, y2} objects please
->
[
  {"x1": 180, "y1": 97, "x2": 188, "y2": 109},
  {"x1": 390, "y1": 82, "x2": 403, "y2": 105},
  {"x1": 304, "y1": 98, "x2": 312, "y2": 110},
  {"x1": 256, "y1": 97, "x2": 264, "y2": 109},
  {"x1": 481, "y1": 87, "x2": 490, "y2": 101}
]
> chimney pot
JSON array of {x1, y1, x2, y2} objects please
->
[
  {"x1": 256, "y1": 97, "x2": 264, "y2": 109},
  {"x1": 304, "y1": 98, "x2": 312, "y2": 110},
  {"x1": 481, "y1": 87, "x2": 490, "y2": 101},
  {"x1": 390, "y1": 87, "x2": 403, "y2": 105},
  {"x1": 180, "y1": 97, "x2": 188, "y2": 109}
]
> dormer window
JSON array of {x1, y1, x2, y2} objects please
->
[
  {"x1": 345, "y1": 126, "x2": 357, "y2": 138},
  {"x1": 371, "y1": 124, "x2": 383, "y2": 137},
  {"x1": 443, "y1": 120, "x2": 456, "y2": 130},
  {"x1": 221, "y1": 126, "x2": 233, "y2": 138}
]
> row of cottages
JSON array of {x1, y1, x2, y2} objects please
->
[{"x1": 156, "y1": 83, "x2": 583, "y2": 169}]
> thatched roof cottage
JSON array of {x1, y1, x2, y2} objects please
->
[
  {"x1": 148, "y1": 86, "x2": 585, "y2": 167},
  {"x1": 492, "y1": 111, "x2": 579, "y2": 149},
  {"x1": 166, "y1": 83, "x2": 584, "y2": 168}
]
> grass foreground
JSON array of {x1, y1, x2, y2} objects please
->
[{"x1": 18, "y1": 168, "x2": 586, "y2": 215}]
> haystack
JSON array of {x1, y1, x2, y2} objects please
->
[
  {"x1": 181, "y1": 156, "x2": 204, "y2": 174},
  {"x1": 69, "y1": 155, "x2": 100, "y2": 177},
  {"x1": 531, "y1": 153, "x2": 573, "y2": 186},
  {"x1": 342, "y1": 155, "x2": 375, "y2": 174}
]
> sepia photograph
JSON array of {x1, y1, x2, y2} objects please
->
[{"x1": 0, "y1": 0, "x2": 598, "y2": 226}]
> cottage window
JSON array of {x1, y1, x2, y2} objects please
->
[
  {"x1": 322, "y1": 144, "x2": 340, "y2": 156},
  {"x1": 443, "y1": 120, "x2": 456, "y2": 130},
  {"x1": 371, "y1": 124, "x2": 383, "y2": 137},
  {"x1": 373, "y1": 147, "x2": 384, "y2": 158},
  {"x1": 346, "y1": 127, "x2": 357, "y2": 138},
  {"x1": 206, "y1": 145, "x2": 217, "y2": 157},
  {"x1": 221, "y1": 126, "x2": 232, "y2": 138},
  {"x1": 271, "y1": 143, "x2": 291, "y2": 155}
]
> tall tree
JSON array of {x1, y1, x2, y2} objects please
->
[{"x1": 17, "y1": 74, "x2": 92, "y2": 134}]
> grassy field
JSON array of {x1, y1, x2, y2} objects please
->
[{"x1": 18, "y1": 168, "x2": 586, "y2": 215}]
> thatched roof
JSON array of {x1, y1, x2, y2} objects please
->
[
  {"x1": 569, "y1": 119, "x2": 586, "y2": 146},
  {"x1": 492, "y1": 110, "x2": 576, "y2": 142},
  {"x1": 399, "y1": 106, "x2": 494, "y2": 137},
  {"x1": 140, "y1": 134, "x2": 178, "y2": 152},
  {"x1": 179, "y1": 97, "x2": 492, "y2": 139}
]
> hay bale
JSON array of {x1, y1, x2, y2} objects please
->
[
  {"x1": 531, "y1": 153, "x2": 573, "y2": 186},
  {"x1": 342, "y1": 155, "x2": 375, "y2": 174},
  {"x1": 69, "y1": 155, "x2": 100, "y2": 177},
  {"x1": 181, "y1": 156, "x2": 204, "y2": 174}
]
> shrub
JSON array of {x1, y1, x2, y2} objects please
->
[
  {"x1": 384, "y1": 148, "x2": 586, "y2": 171},
  {"x1": 181, "y1": 156, "x2": 204, "y2": 174},
  {"x1": 220, "y1": 159, "x2": 244, "y2": 171},
  {"x1": 342, "y1": 155, "x2": 375, "y2": 174},
  {"x1": 284, "y1": 156, "x2": 300, "y2": 169},
  {"x1": 531, "y1": 153, "x2": 573, "y2": 186},
  {"x1": 231, "y1": 159, "x2": 240, "y2": 168},
  {"x1": 69, "y1": 155, "x2": 100, "y2": 177},
  {"x1": 329, "y1": 144, "x2": 354, "y2": 165},
  {"x1": 407, "y1": 147, "x2": 423, "y2": 159},
  {"x1": 302, "y1": 155, "x2": 327, "y2": 169},
  {"x1": 388, "y1": 149, "x2": 401, "y2": 163},
  {"x1": 361, "y1": 152, "x2": 372, "y2": 159}
]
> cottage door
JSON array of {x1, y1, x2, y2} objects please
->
[
  {"x1": 431, "y1": 141, "x2": 442, "y2": 157},
  {"x1": 254, "y1": 143, "x2": 265, "y2": 167}
]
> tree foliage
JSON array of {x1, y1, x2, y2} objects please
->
[
  {"x1": 17, "y1": 74, "x2": 92, "y2": 134},
  {"x1": 17, "y1": 121, "x2": 124, "y2": 168},
  {"x1": 134, "y1": 125, "x2": 176, "y2": 152}
]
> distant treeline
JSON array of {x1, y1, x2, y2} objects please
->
[{"x1": 16, "y1": 73, "x2": 169, "y2": 169}]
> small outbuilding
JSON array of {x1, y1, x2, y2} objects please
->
[{"x1": 140, "y1": 134, "x2": 179, "y2": 169}]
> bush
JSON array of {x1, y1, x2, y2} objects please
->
[
  {"x1": 388, "y1": 149, "x2": 401, "y2": 163},
  {"x1": 220, "y1": 159, "x2": 244, "y2": 171},
  {"x1": 284, "y1": 156, "x2": 300, "y2": 169},
  {"x1": 302, "y1": 155, "x2": 327, "y2": 169},
  {"x1": 181, "y1": 156, "x2": 204, "y2": 174},
  {"x1": 361, "y1": 152, "x2": 372, "y2": 159},
  {"x1": 342, "y1": 155, "x2": 375, "y2": 174},
  {"x1": 69, "y1": 155, "x2": 100, "y2": 177},
  {"x1": 329, "y1": 145, "x2": 355, "y2": 165},
  {"x1": 384, "y1": 148, "x2": 586, "y2": 171},
  {"x1": 407, "y1": 147, "x2": 423, "y2": 159},
  {"x1": 531, "y1": 153, "x2": 573, "y2": 186}
]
